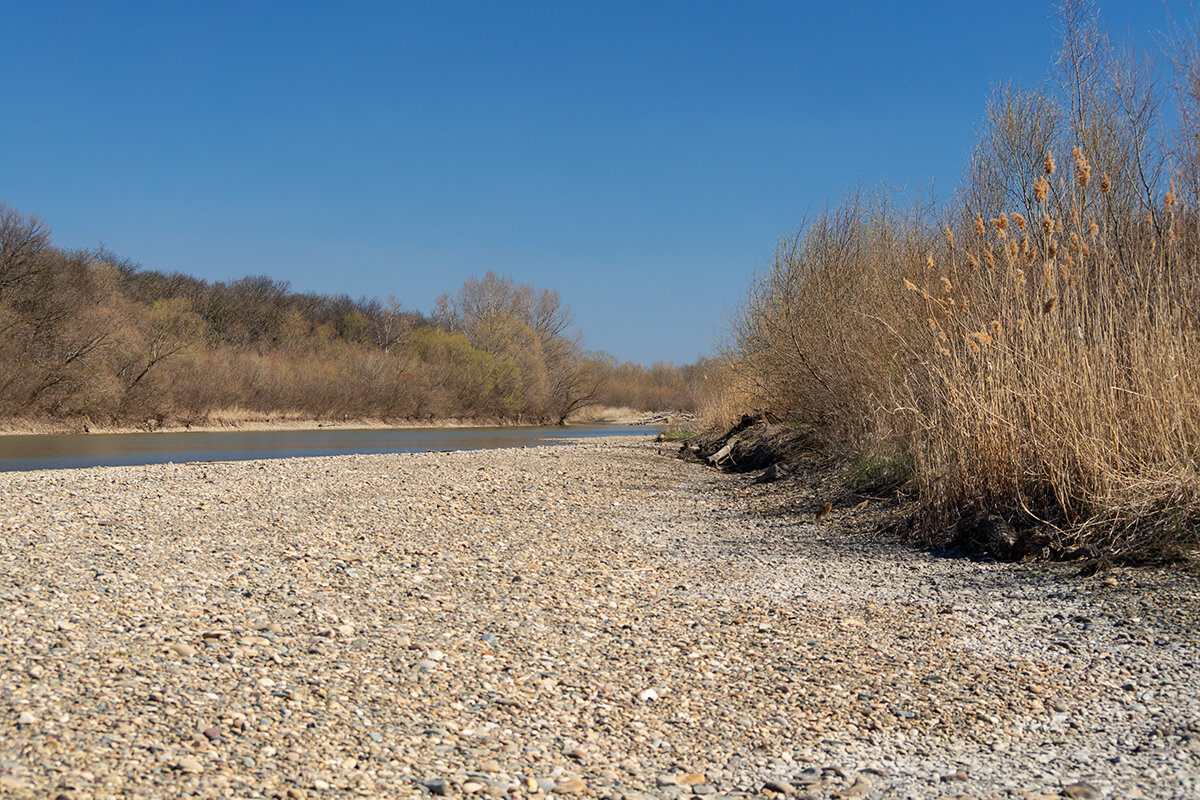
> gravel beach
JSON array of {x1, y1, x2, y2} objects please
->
[{"x1": 1, "y1": 436, "x2": 1197, "y2": 799}]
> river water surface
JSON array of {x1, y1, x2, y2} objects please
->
[{"x1": 0, "y1": 424, "x2": 657, "y2": 472}]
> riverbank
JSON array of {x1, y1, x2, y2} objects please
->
[
  {"x1": 0, "y1": 406, "x2": 663, "y2": 437},
  {"x1": 1, "y1": 438, "x2": 1197, "y2": 798}
]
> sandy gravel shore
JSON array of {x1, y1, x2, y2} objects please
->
[{"x1": 0, "y1": 438, "x2": 1197, "y2": 799}]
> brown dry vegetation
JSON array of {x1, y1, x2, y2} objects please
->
[
  {"x1": 0, "y1": 223, "x2": 699, "y2": 429},
  {"x1": 716, "y1": 1, "x2": 1200, "y2": 557}
]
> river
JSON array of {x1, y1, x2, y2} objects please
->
[{"x1": 0, "y1": 424, "x2": 657, "y2": 472}]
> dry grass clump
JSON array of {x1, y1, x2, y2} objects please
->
[{"x1": 722, "y1": 2, "x2": 1200, "y2": 557}]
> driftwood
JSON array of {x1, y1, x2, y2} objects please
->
[
  {"x1": 706, "y1": 439, "x2": 737, "y2": 467},
  {"x1": 699, "y1": 413, "x2": 758, "y2": 467},
  {"x1": 636, "y1": 411, "x2": 696, "y2": 425},
  {"x1": 688, "y1": 414, "x2": 782, "y2": 472}
]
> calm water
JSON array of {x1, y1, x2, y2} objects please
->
[{"x1": 0, "y1": 424, "x2": 657, "y2": 472}]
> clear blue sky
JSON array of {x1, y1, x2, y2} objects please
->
[{"x1": 0, "y1": 2, "x2": 1184, "y2": 364}]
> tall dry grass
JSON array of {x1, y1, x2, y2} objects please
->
[
  {"x1": 899, "y1": 161, "x2": 1200, "y2": 553},
  {"x1": 720, "y1": 2, "x2": 1200, "y2": 555}
]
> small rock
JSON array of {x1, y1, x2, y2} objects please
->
[
  {"x1": 638, "y1": 689, "x2": 659, "y2": 703},
  {"x1": 423, "y1": 778, "x2": 449, "y2": 796},
  {"x1": 202, "y1": 726, "x2": 223, "y2": 743},
  {"x1": 553, "y1": 778, "x2": 588, "y2": 794},
  {"x1": 462, "y1": 781, "x2": 485, "y2": 794},
  {"x1": 16, "y1": 711, "x2": 36, "y2": 726},
  {"x1": 692, "y1": 786, "x2": 717, "y2": 796},
  {"x1": 834, "y1": 778, "x2": 872, "y2": 798},
  {"x1": 536, "y1": 777, "x2": 557, "y2": 793},
  {"x1": 656, "y1": 775, "x2": 678, "y2": 787},
  {"x1": 1062, "y1": 782, "x2": 1100, "y2": 800},
  {"x1": 174, "y1": 756, "x2": 203, "y2": 774},
  {"x1": 480, "y1": 759, "x2": 502, "y2": 773},
  {"x1": 168, "y1": 643, "x2": 197, "y2": 658},
  {"x1": 415, "y1": 659, "x2": 439, "y2": 672},
  {"x1": 676, "y1": 773, "x2": 705, "y2": 787},
  {"x1": 763, "y1": 780, "x2": 792, "y2": 795}
]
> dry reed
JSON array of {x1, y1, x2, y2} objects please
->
[{"x1": 718, "y1": 2, "x2": 1200, "y2": 556}]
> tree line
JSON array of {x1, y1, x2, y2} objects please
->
[{"x1": 0, "y1": 208, "x2": 701, "y2": 427}]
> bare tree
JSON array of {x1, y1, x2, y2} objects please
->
[
  {"x1": 119, "y1": 297, "x2": 205, "y2": 392},
  {"x1": 0, "y1": 204, "x2": 51, "y2": 298},
  {"x1": 368, "y1": 295, "x2": 415, "y2": 352}
]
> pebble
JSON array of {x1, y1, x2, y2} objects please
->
[
  {"x1": 1062, "y1": 782, "x2": 1100, "y2": 799},
  {"x1": 174, "y1": 757, "x2": 203, "y2": 774},
  {"x1": 554, "y1": 778, "x2": 588, "y2": 794}
]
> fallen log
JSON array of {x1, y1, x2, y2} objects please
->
[{"x1": 706, "y1": 439, "x2": 737, "y2": 466}]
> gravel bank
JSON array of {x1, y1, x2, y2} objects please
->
[{"x1": 0, "y1": 437, "x2": 1196, "y2": 799}]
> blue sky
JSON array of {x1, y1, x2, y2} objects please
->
[{"x1": 0, "y1": 2, "x2": 1184, "y2": 364}]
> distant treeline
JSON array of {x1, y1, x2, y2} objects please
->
[{"x1": 0, "y1": 209, "x2": 704, "y2": 426}]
